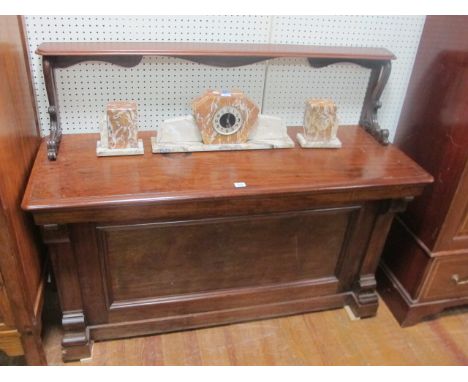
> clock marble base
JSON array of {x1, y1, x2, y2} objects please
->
[
  {"x1": 152, "y1": 114, "x2": 294, "y2": 153},
  {"x1": 151, "y1": 137, "x2": 293, "y2": 153}
]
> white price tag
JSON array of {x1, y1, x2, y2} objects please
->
[{"x1": 234, "y1": 182, "x2": 247, "y2": 188}]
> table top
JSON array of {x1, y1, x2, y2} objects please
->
[{"x1": 22, "y1": 126, "x2": 432, "y2": 214}]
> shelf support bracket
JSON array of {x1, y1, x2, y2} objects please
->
[
  {"x1": 359, "y1": 61, "x2": 392, "y2": 145},
  {"x1": 43, "y1": 57, "x2": 61, "y2": 160}
]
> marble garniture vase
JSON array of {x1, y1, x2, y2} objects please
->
[
  {"x1": 297, "y1": 98, "x2": 342, "y2": 149},
  {"x1": 105, "y1": 101, "x2": 138, "y2": 149},
  {"x1": 96, "y1": 101, "x2": 144, "y2": 156}
]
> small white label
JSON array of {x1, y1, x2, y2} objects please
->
[{"x1": 234, "y1": 182, "x2": 247, "y2": 188}]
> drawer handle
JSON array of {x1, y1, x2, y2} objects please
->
[{"x1": 452, "y1": 274, "x2": 468, "y2": 285}]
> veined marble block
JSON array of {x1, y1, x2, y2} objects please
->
[
  {"x1": 97, "y1": 101, "x2": 143, "y2": 156},
  {"x1": 106, "y1": 101, "x2": 138, "y2": 149},
  {"x1": 297, "y1": 99, "x2": 342, "y2": 149},
  {"x1": 192, "y1": 90, "x2": 259, "y2": 145}
]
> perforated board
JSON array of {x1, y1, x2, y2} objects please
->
[{"x1": 25, "y1": 16, "x2": 425, "y2": 140}]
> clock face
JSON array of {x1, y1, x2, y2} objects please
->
[{"x1": 212, "y1": 106, "x2": 243, "y2": 136}]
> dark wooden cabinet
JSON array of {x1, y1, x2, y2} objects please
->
[
  {"x1": 0, "y1": 16, "x2": 47, "y2": 365},
  {"x1": 378, "y1": 16, "x2": 468, "y2": 326},
  {"x1": 22, "y1": 127, "x2": 431, "y2": 361}
]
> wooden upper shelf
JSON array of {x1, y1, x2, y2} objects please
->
[{"x1": 36, "y1": 42, "x2": 396, "y2": 61}]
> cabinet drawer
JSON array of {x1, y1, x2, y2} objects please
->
[{"x1": 422, "y1": 254, "x2": 468, "y2": 301}]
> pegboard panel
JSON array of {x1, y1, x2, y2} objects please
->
[
  {"x1": 24, "y1": 16, "x2": 271, "y2": 135},
  {"x1": 264, "y1": 16, "x2": 426, "y2": 139}
]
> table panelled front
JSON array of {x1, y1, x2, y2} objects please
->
[{"x1": 23, "y1": 127, "x2": 433, "y2": 361}]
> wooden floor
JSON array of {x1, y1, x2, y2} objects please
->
[{"x1": 42, "y1": 292, "x2": 468, "y2": 366}]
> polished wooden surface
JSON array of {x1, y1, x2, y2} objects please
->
[
  {"x1": 0, "y1": 16, "x2": 46, "y2": 365},
  {"x1": 378, "y1": 16, "x2": 468, "y2": 326},
  {"x1": 41, "y1": 291, "x2": 468, "y2": 366},
  {"x1": 23, "y1": 126, "x2": 431, "y2": 215},
  {"x1": 37, "y1": 42, "x2": 395, "y2": 60}
]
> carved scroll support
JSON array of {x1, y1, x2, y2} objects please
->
[
  {"x1": 359, "y1": 61, "x2": 392, "y2": 145},
  {"x1": 43, "y1": 57, "x2": 61, "y2": 160},
  {"x1": 308, "y1": 58, "x2": 392, "y2": 146}
]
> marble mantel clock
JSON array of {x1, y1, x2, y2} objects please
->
[{"x1": 192, "y1": 90, "x2": 260, "y2": 144}]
